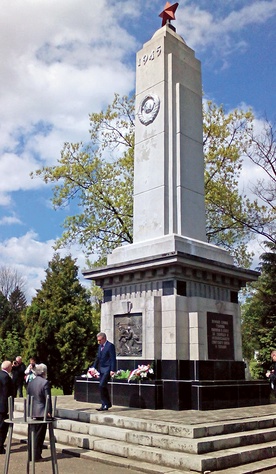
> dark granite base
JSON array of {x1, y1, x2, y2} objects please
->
[
  {"x1": 164, "y1": 380, "x2": 270, "y2": 410},
  {"x1": 115, "y1": 359, "x2": 246, "y2": 381},
  {"x1": 159, "y1": 359, "x2": 246, "y2": 380},
  {"x1": 74, "y1": 377, "x2": 270, "y2": 411},
  {"x1": 74, "y1": 377, "x2": 163, "y2": 409}
]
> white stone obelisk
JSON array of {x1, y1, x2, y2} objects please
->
[
  {"x1": 133, "y1": 25, "x2": 206, "y2": 244},
  {"x1": 109, "y1": 24, "x2": 231, "y2": 266}
]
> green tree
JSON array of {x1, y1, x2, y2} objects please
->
[
  {"x1": 203, "y1": 102, "x2": 274, "y2": 266},
  {"x1": 33, "y1": 94, "x2": 134, "y2": 265},
  {"x1": 1, "y1": 287, "x2": 27, "y2": 339},
  {"x1": 0, "y1": 288, "x2": 26, "y2": 360},
  {"x1": 24, "y1": 254, "x2": 98, "y2": 394},
  {"x1": 0, "y1": 291, "x2": 11, "y2": 327},
  {"x1": 245, "y1": 118, "x2": 276, "y2": 215},
  {"x1": 241, "y1": 242, "x2": 276, "y2": 377},
  {"x1": 32, "y1": 94, "x2": 275, "y2": 267},
  {"x1": 0, "y1": 330, "x2": 23, "y2": 362}
]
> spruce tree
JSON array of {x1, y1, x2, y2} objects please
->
[{"x1": 24, "y1": 254, "x2": 98, "y2": 394}]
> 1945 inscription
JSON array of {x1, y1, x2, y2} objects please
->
[{"x1": 137, "y1": 46, "x2": 161, "y2": 67}]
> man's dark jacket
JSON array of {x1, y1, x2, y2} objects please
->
[
  {"x1": 93, "y1": 340, "x2": 116, "y2": 374},
  {"x1": 27, "y1": 375, "x2": 52, "y2": 417},
  {"x1": 0, "y1": 370, "x2": 13, "y2": 414}
]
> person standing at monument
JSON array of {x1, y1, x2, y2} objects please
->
[
  {"x1": 0, "y1": 361, "x2": 13, "y2": 454},
  {"x1": 12, "y1": 356, "x2": 26, "y2": 397},
  {"x1": 90, "y1": 332, "x2": 116, "y2": 411},
  {"x1": 27, "y1": 363, "x2": 52, "y2": 461},
  {"x1": 266, "y1": 350, "x2": 276, "y2": 390}
]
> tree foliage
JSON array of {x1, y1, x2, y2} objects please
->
[
  {"x1": 245, "y1": 118, "x2": 276, "y2": 234},
  {"x1": 241, "y1": 242, "x2": 276, "y2": 376},
  {"x1": 32, "y1": 94, "x2": 134, "y2": 265},
  {"x1": 203, "y1": 102, "x2": 275, "y2": 266},
  {"x1": 0, "y1": 287, "x2": 27, "y2": 361},
  {"x1": 0, "y1": 265, "x2": 26, "y2": 298},
  {"x1": 0, "y1": 287, "x2": 27, "y2": 339},
  {"x1": 0, "y1": 330, "x2": 23, "y2": 362},
  {"x1": 32, "y1": 94, "x2": 275, "y2": 267},
  {"x1": 23, "y1": 254, "x2": 98, "y2": 394}
]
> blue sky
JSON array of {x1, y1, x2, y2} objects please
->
[{"x1": 0, "y1": 0, "x2": 275, "y2": 300}]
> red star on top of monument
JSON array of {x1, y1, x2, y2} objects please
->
[{"x1": 159, "y1": 2, "x2": 179, "y2": 27}]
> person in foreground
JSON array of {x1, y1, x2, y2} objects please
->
[
  {"x1": 266, "y1": 350, "x2": 276, "y2": 390},
  {"x1": 27, "y1": 363, "x2": 52, "y2": 461},
  {"x1": 0, "y1": 361, "x2": 13, "y2": 454},
  {"x1": 91, "y1": 332, "x2": 116, "y2": 411}
]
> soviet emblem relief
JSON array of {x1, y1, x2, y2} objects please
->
[{"x1": 138, "y1": 93, "x2": 160, "y2": 126}]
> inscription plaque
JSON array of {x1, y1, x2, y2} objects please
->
[
  {"x1": 114, "y1": 313, "x2": 142, "y2": 357},
  {"x1": 207, "y1": 312, "x2": 234, "y2": 360}
]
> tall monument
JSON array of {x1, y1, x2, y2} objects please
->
[{"x1": 82, "y1": 3, "x2": 269, "y2": 410}]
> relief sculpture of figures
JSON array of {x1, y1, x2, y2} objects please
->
[{"x1": 115, "y1": 316, "x2": 142, "y2": 356}]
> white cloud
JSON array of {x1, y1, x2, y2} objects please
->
[
  {"x1": 0, "y1": 215, "x2": 22, "y2": 226},
  {"x1": 0, "y1": 1, "x2": 137, "y2": 206},
  {"x1": 0, "y1": 231, "x2": 89, "y2": 301},
  {"x1": 177, "y1": 1, "x2": 276, "y2": 57}
]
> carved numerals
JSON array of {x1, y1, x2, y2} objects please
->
[{"x1": 137, "y1": 46, "x2": 161, "y2": 67}]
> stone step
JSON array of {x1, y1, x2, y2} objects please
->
[
  {"x1": 210, "y1": 456, "x2": 276, "y2": 474},
  {"x1": 10, "y1": 413, "x2": 276, "y2": 473},
  {"x1": 13, "y1": 408, "x2": 276, "y2": 455},
  {"x1": 12, "y1": 433, "x2": 189, "y2": 474},
  {"x1": 54, "y1": 405, "x2": 276, "y2": 439},
  {"x1": 12, "y1": 431, "x2": 276, "y2": 474},
  {"x1": 53, "y1": 417, "x2": 276, "y2": 455}
]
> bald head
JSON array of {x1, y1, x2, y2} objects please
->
[{"x1": 1, "y1": 361, "x2": 12, "y2": 373}]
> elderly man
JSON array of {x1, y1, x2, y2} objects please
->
[
  {"x1": 27, "y1": 363, "x2": 52, "y2": 461},
  {"x1": 0, "y1": 361, "x2": 13, "y2": 454}
]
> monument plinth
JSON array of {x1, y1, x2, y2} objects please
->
[{"x1": 80, "y1": 13, "x2": 269, "y2": 410}]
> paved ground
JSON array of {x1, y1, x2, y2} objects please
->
[
  {"x1": 1, "y1": 438, "x2": 276, "y2": 474},
  {"x1": 0, "y1": 439, "x2": 142, "y2": 474},
  {"x1": 8, "y1": 395, "x2": 276, "y2": 474}
]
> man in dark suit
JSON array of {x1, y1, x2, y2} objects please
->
[
  {"x1": 12, "y1": 356, "x2": 26, "y2": 397},
  {"x1": 27, "y1": 363, "x2": 52, "y2": 461},
  {"x1": 91, "y1": 332, "x2": 116, "y2": 411},
  {"x1": 0, "y1": 361, "x2": 13, "y2": 454}
]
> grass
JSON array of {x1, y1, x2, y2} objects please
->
[{"x1": 22, "y1": 386, "x2": 66, "y2": 397}]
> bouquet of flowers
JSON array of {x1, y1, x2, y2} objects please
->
[
  {"x1": 128, "y1": 364, "x2": 154, "y2": 382},
  {"x1": 112, "y1": 369, "x2": 131, "y2": 380},
  {"x1": 81, "y1": 367, "x2": 100, "y2": 379}
]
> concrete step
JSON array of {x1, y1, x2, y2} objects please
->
[
  {"x1": 54, "y1": 405, "x2": 276, "y2": 439},
  {"x1": 12, "y1": 403, "x2": 276, "y2": 473},
  {"x1": 13, "y1": 431, "x2": 276, "y2": 474},
  {"x1": 13, "y1": 408, "x2": 276, "y2": 455},
  {"x1": 11, "y1": 412, "x2": 276, "y2": 473},
  {"x1": 12, "y1": 433, "x2": 189, "y2": 474}
]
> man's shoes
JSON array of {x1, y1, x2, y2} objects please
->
[
  {"x1": 96, "y1": 405, "x2": 108, "y2": 411},
  {"x1": 31, "y1": 455, "x2": 42, "y2": 462},
  {"x1": 0, "y1": 448, "x2": 6, "y2": 454}
]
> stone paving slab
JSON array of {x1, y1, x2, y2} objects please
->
[{"x1": 50, "y1": 395, "x2": 276, "y2": 425}]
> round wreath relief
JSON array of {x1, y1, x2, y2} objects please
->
[{"x1": 138, "y1": 93, "x2": 160, "y2": 126}]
